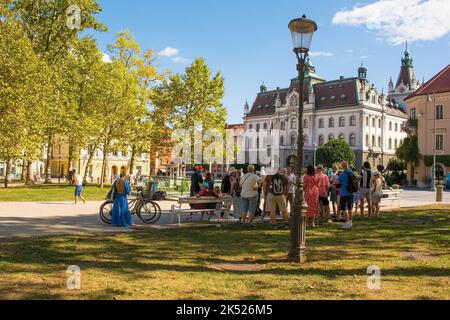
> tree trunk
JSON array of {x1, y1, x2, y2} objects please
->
[
  {"x1": 25, "y1": 160, "x2": 34, "y2": 185},
  {"x1": 129, "y1": 145, "x2": 136, "y2": 176},
  {"x1": 100, "y1": 142, "x2": 110, "y2": 189},
  {"x1": 21, "y1": 159, "x2": 26, "y2": 181},
  {"x1": 4, "y1": 159, "x2": 12, "y2": 188},
  {"x1": 44, "y1": 133, "x2": 53, "y2": 183},
  {"x1": 67, "y1": 139, "x2": 73, "y2": 177},
  {"x1": 83, "y1": 146, "x2": 96, "y2": 184}
]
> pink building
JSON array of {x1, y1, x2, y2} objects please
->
[{"x1": 405, "y1": 64, "x2": 450, "y2": 187}]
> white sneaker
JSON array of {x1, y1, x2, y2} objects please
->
[{"x1": 341, "y1": 222, "x2": 352, "y2": 229}]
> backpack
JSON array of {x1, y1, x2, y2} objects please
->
[
  {"x1": 221, "y1": 175, "x2": 232, "y2": 194},
  {"x1": 346, "y1": 172, "x2": 359, "y2": 194},
  {"x1": 271, "y1": 174, "x2": 285, "y2": 196}
]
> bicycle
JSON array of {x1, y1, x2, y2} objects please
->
[{"x1": 99, "y1": 187, "x2": 162, "y2": 225}]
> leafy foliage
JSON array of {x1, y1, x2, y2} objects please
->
[{"x1": 316, "y1": 139, "x2": 356, "y2": 168}]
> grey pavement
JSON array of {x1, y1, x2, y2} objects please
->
[{"x1": 0, "y1": 190, "x2": 449, "y2": 238}]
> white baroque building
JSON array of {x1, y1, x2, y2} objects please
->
[{"x1": 243, "y1": 59, "x2": 408, "y2": 170}]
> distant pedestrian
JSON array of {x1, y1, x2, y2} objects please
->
[
  {"x1": 371, "y1": 172, "x2": 383, "y2": 219},
  {"x1": 303, "y1": 165, "x2": 320, "y2": 228},
  {"x1": 359, "y1": 161, "x2": 373, "y2": 218},
  {"x1": 232, "y1": 169, "x2": 242, "y2": 218},
  {"x1": 263, "y1": 167, "x2": 290, "y2": 230},
  {"x1": 111, "y1": 173, "x2": 134, "y2": 228},
  {"x1": 240, "y1": 165, "x2": 261, "y2": 227},
  {"x1": 339, "y1": 161, "x2": 358, "y2": 229},
  {"x1": 73, "y1": 170, "x2": 86, "y2": 205},
  {"x1": 330, "y1": 165, "x2": 340, "y2": 217},
  {"x1": 316, "y1": 165, "x2": 331, "y2": 222},
  {"x1": 190, "y1": 165, "x2": 204, "y2": 197},
  {"x1": 287, "y1": 168, "x2": 297, "y2": 215}
]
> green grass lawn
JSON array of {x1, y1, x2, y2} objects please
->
[
  {"x1": 0, "y1": 205, "x2": 449, "y2": 300},
  {"x1": 0, "y1": 184, "x2": 110, "y2": 202}
]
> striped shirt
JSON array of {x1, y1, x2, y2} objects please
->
[{"x1": 360, "y1": 169, "x2": 373, "y2": 189}]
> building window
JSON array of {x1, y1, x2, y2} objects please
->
[
  {"x1": 291, "y1": 118, "x2": 297, "y2": 130},
  {"x1": 280, "y1": 136, "x2": 284, "y2": 146},
  {"x1": 339, "y1": 117, "x2": 345, "y2": 127},
  {"x1": 389, "y1": 122, "x2": 393, "y2": 131},
  {"x1": 304, "y1": 119, "x2": 309, "y2": 129},
  {"x1": 319, "y1": 135, "x2": 325, "y2": 146},
  {"x1": 366, "y1": 117, "x2": 369, "y2": 126},
  {"x1": 281, "y1": 121, "x2": 285, "y2": 131},
  {"x1": 436, "y1": 105, "x2": 444, "y2": 120},
  {"x1": 395, "y1": 139, "x2": 398, "y2": 149},
  {"x1": 339, "y1": 134, "x2": 345, "y2": 140},
  {"x1": 304, "y1": 135, "x2": 308, "y2": 144},
  {"x1": 350, "y1": 116, "x2": 356, "y2": 127},
  {"x1": 366, "y1": 135, "x2": 369, "y2": 147},
  {"x1": 319, "y1": 119, "x2": 324, "y2": 128},
  {"x1": 389, "y1": 139, "x2": 392, "y2": 150},
  {"x1": 350, "y1": 133, "x2": 356, "y2": 147},
  {"x1": 256, "y1": 124, "x2": 260, "y2": 132},
  {"x1": 329, "y1": 134, "x2": 335, "y2": 142},
  {"x1": 249, "y1": 124, "x2": 253, "y2": 130},
  {"x1": 436, "y1": 135, "x2": 444, "y2": 151},
  {"x1": 378, "y1": 119, "x2": 382, "y2": 129},
  {"x1": 329, "y1": 118, "x2": 335, "y2": 128},
  {"x1": 372, "y1": 135, "x2": 376, "y2": 147},
  {"x1": 372, "y1": 118, "x2": 376, "y2": 127},
  {"x1": 378, "y1": 136, "x2": 382, "y2": 147},
  {"x1": 291, "y1": 135, "x2": 297, "y2": 146},
  {"x1": 395, "y1": 123, "x2": 398, "y2": 132},
  {"x1": 263, "y1": 123, "x2": 268, "y2": 130},
  {"x1": 290, "y1": 95, "x2": 298, "y2": 106},
  {"x1": 410, "y1": 108, "x2": 416, "y2": 120}
]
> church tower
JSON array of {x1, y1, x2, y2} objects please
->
[{"x1": 388, "y1": 42, "x2": 420, "y2": 112}]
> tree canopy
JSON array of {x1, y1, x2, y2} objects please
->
[{"x1": 316, "y1": 139, "x2": 356, "y2": 168}]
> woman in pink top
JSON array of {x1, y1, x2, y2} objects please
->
[{"x1": 303, "y1": 165, "x2": 320, "y2": 227}]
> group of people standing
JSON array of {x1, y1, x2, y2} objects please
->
[{"x1": 191, "y1": 160, "x2": 385, "y2": 230}]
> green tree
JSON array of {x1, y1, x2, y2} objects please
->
[
  {"x1": 8, "y1": 0, "x2": 106, "y2": 182},
  {"x1": 153, "y1": 58, "x2": 226, "y2": 165},
  {"x1": 396, "y1": 135, "x2": 420, "y2": 181},
  {"x1": 316, "y1": 139, "x2": 356, "y2": 168},
  {"x1": 0, "y1": 18, "x2": 53, "y2": 187}
]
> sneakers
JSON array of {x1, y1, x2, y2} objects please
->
[{"x1": 341, "y1": 221, "x2": 353, "y2": 229}]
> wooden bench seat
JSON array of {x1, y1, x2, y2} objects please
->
[{"x1": 170, "y1": 196, "x2": 233, "y2": 226}]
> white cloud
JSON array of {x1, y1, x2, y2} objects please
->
[
  {"x1": 309, "y1": 51, "x2": 334, "y2": 57},
  {"x1": 102, "y1": 53, "x2": 112, "y2": 63},
  {"x1": 158, "y1": 47, "x2": 179, "y2": 57},
  {"x1": 332, "y1": 0, "x2": 450, "y2": 45},
  {"x1": 171, "y1": 56, "x2": 191, "y2": 64}
]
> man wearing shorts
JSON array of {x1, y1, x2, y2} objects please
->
[
  {"x1": 338, "y1": 161, "x2": 354, "y2": 229},
  {"x1": 359, "y1": 161, "x2": 373, "y2": 218},
  {"x1": 73, "y1": 170, "x2": 86, "y2": 205},
  {"x1": 263, "y1": 168, "x2": 290, "y2": 230},
  {"x1": 316, "y1": 165, "x2": 331, "y2": 222}
]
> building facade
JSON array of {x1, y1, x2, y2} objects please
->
[
  {"x1": 243, "y1": 59, "x2": 408, "y2": 170},
  {"x1": 404, "y1": 64, "x2": 450, "y2": 188}
]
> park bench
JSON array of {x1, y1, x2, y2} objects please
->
[
  {"x1": 382, "y1": 189, "x2": 402, "y2": 208},
  {"x1": 170, "y1": 196, "x2": 233, "y2": 226}
]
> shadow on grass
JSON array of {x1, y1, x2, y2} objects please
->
[{"x1": 0, "y1": 205, "x2": 449, "y2": 298}]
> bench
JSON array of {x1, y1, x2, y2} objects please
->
[
  {"x1": 382, "y1": 189, "x2": 402, "y2": 208},
  {"x1": 170, "y1": 196, "x2": 233, "y2": 226}
]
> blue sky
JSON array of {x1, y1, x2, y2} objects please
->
[{"x1": 91, "y1": 0, "x2": 450, "y2": 124}]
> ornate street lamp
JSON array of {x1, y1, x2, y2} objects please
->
[{"x1": 288, "y1": 15, "x2": 317, "y2": 263}]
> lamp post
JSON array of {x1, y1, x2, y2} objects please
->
[
  {"x1": 288, "y1": 15, "x2": 318, "y2": 263},
  {"x1": 428, "y1": 90, "x2": 437, "y2": 192},
  {"x1": 313, "y1": 143, "x2": 317, "y2": 167}
]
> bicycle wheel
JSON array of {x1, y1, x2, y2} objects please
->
[
  {"x1": 137, "y1": 200, "x2": 162, "y2": 224},
  {"x1": 99, "y1": 200, "x2": 114, "y2": 224}
]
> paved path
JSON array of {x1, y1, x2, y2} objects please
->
[{"x1": 0, "y1": 190, "x2": 449, "y2": 238}]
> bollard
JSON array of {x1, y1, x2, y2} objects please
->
[{"x1": 436, "y1": 184, "x2": 444, "y2": 202}]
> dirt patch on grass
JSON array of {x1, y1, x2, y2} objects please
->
[{"x1": 400, "y1": 251, "x2": 439, "y2": 261}]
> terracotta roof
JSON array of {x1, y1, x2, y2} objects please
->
[
  {"x1": 225, "y1": 123, "x2": 244, "y2": 130},
  {"x1": 405, "y1": 64, "x2": 450, "y2": 100},
  {"x1": 313, "y1": 78, "x2": 359, "y2": 109}
]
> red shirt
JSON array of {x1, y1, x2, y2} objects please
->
[{"x1": 316, "y1": 173, "x2": 330, "y2": 198}]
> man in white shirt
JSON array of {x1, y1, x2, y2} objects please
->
[
  {"x1": 240, "y1": 165, "x2": 261, "y2": 227},
  {"x1": 73, "y1": 170, "x2": 86, "y2": 205}
]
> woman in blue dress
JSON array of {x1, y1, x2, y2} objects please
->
[{"x1": 111, "y1": 173, "x2": 134, "y2": 228}]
